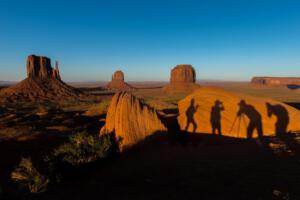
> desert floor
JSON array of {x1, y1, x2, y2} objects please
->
[{"x1": 1, "y1": 82, "x2": 300, "y2": 199}]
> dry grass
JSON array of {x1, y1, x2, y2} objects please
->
[
  {"x1": 83, "y1": 99, "x2": 111, "y2": 117},
  {"x1": 132, "y1": 88, "x2": 190, "y2": 110}
]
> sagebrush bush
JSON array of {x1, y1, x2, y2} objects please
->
[
  {"x1": 11, "y1": 157, "x2": 49, "y2": 193},
  {"x1": 52, "y1": 132, "x2": 112, "y2": 165}
]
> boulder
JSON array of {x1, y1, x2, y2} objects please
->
[
  {"x1": 100, "y1": 92, "x2": 167, "y2": 151},
  {"x1": 177, "y1": 87, "x2": 300, "y2": 138},
  {"x1": 163, "y1": 64, "x2": 200, "y2": 92},
  {"x1": 106, "y1": 70, "x2": 134, "y2": 91}
]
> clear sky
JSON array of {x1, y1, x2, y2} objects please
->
[{"x1": 0, "y1": 0, "x2": 300, "y2": 82}]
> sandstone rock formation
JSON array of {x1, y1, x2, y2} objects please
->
[
  {"x1": 100, "y1": 92, "x2": 167, "y2": 151},
  {"x1": 53, "y1": 61, "x2": 61, "y2": 79},
  {"x1": 27, "y1": 55, "x2": 55, "y2": 79},
  {"x1": 170, "y1": 64, "x2": 196, "y2": 83},
  {"x1": 106, "y1": 70, "x2": 134, "y2": 91},
  {"x1": 0, "y1": 55, "x2": 86, "y2": 103},
  {"x1": 112, "y1": 70, "x2": 124, "y2": 82},
  {"x1": 178, "y1": 87, "x2": 300, "y2": 138},
  {"x1": 163, "y1": 64, "x2": 200, "y2": 92},
  {"x1": 251, "y1": 77, "x2": 300, "y2": 86}
]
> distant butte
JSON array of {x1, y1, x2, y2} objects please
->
[
  {"x1": 163, "y1": 64, "x2": 200, "y2": 92},
  {"x1": 27, "y1": 55, "x2": 61, "y2": 79},
  {"x1": 0, "y1": 55, "x2": 87, "y2": 103},
  {"x1": 106, "y1": 70, "x2": 134, "y2": 91}
]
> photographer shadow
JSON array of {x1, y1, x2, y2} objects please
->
[
  {"x1": 210, "y1": 100, "x2": 225, "y2": 136},
  {"x1": 266, "y1": 102, "x2": 289, "y2": 136},
  {"x1": 235, "y1": 100, "x2": 263, "y2": 139},
  {"x1": 184, "y1": 98, "x2": 199, "y2": 133}
]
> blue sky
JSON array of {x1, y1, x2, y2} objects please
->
[{"x1": 0, "y1": 0, "x2": 300, "y2": 82}]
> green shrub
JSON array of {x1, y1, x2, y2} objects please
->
[
  {"x1": 11, "y1": 157, "x2": 49, "y2": 193},
  {"x1": 52, "y1": 132, "x2": 112, "y2": 165}
]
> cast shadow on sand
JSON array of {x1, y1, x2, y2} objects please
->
[{"x1": 184, "y1": 98, "x2": 199, "y2": 133}]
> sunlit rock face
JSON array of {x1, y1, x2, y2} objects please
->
[
  {"x1": 178, "y1": 87, "x2": 300, "y2": 138},
  {"x1": 163, "y1": 64, "x2": 200, "y2": 92},
  {"x1": 100, "y1": 92, "x2": 167, "y2": 151}
]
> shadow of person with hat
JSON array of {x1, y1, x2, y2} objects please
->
[
  {"x1": 185, "y1": 98, "x2": 199, "y2": 133},
  {"x1": 210, "y1": 100, "x2": 225, "y2": 136},
  {"x1": 237, "y1": 99, "x2": 263, "y2": 139}
]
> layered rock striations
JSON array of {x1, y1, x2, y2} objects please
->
[
  {"x1": 100, "y1": 92, "x2": 167, "y2": 151},
  {"x1": 27, "y1": 55, "x2": 53, "y2": 79}
]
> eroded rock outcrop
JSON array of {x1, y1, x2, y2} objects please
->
[
  {"x1": 163, "y1": 64, "x2": 200, "y2": 92},
  {"x1": 170, "y1": 64, "x2": 196, "y2": 83},
  {"x1": 52, "y1": 61, "x2": 61, "y2": 79},
  {"x1": 26, "y1": 55, "x2": 61, "y2": 80},
  {"x1": 251, "y1": 77, "x2": 300, "y2": 86},
  {"x1": 112, "y1": 70, "x2": 124, "y2": 81},
  {"x1": 178, "y1": 87, "x2": 300, "y2": 138},
  {"x1": 106, "y1": 70, "x2": 134, "y2": 91},
  {"x1": 100, "y1": 92, "x2": 167, "y2": 151},
  {"x1": 0, "y1": 55, "x2": 87, "y2": 103}
]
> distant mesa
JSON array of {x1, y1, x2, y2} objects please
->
[
  {"x1": 0, "y1": 55, "x2": 87, "y2": 103},
  {"x1": 106, "y1": 70, "x2": 134, "y2": 91},
  {"x1": 111, "y1": 70, "x2": 124, "y2": 82},
  {"x1": 251, "y1": 77, "x2": 300, "y2": 86},
  {"x1": 100, "y1": 92, "x2": 167, "y2": 151},
  {"x1": 163, "y1": 64, "x2": 200, "y2": 92},
  {"x1": 171, "y1": 64, "x2": 196, "y2": 83},
  {"x1": 27, "y1": 55, "x2": 61, "y2": 80},
  {"x1": 178, "y1": 87, "x2": 300, "y2": 138}
]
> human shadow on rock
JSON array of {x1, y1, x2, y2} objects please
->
[
  {"x1": 210, "y1": 100, "x2": 225, "y2": 136},
  {"x1": 236, "y1": 100, "x2": 263, "y2": 139},
  {"x1": 184, "y1": 98, "x2": 199, "y2": 133},
  {"x1": 266, "y1": 102, "x2": 289, "y2": 136}
]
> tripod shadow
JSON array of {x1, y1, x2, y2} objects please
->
[
  {"x1": 185, "y1": 98, "x2": 199, "y2": 133},
  {"x1": 236, "y1": 100, "x2": 263, "y2": 139},
  {"x1": 210, "y1": 100, "x2": 224, "y2": 136},
  {"x1": 287, "y1": 84, "x2": 300, "y2": 90},
  {"x1": 266, "y1": 103, "x2": 289, "y2": 136}
]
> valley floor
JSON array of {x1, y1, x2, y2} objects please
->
[{"x1": 1, "y1": 83, "x2": 300, "y2": 199}]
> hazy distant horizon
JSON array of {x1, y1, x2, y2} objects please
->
[
  {"x1": 0, "y1": 77, "x2": 252, "y2": 84},
  {"x1": 1, "y1": 0, "x2": 300, "y2": 82}
]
